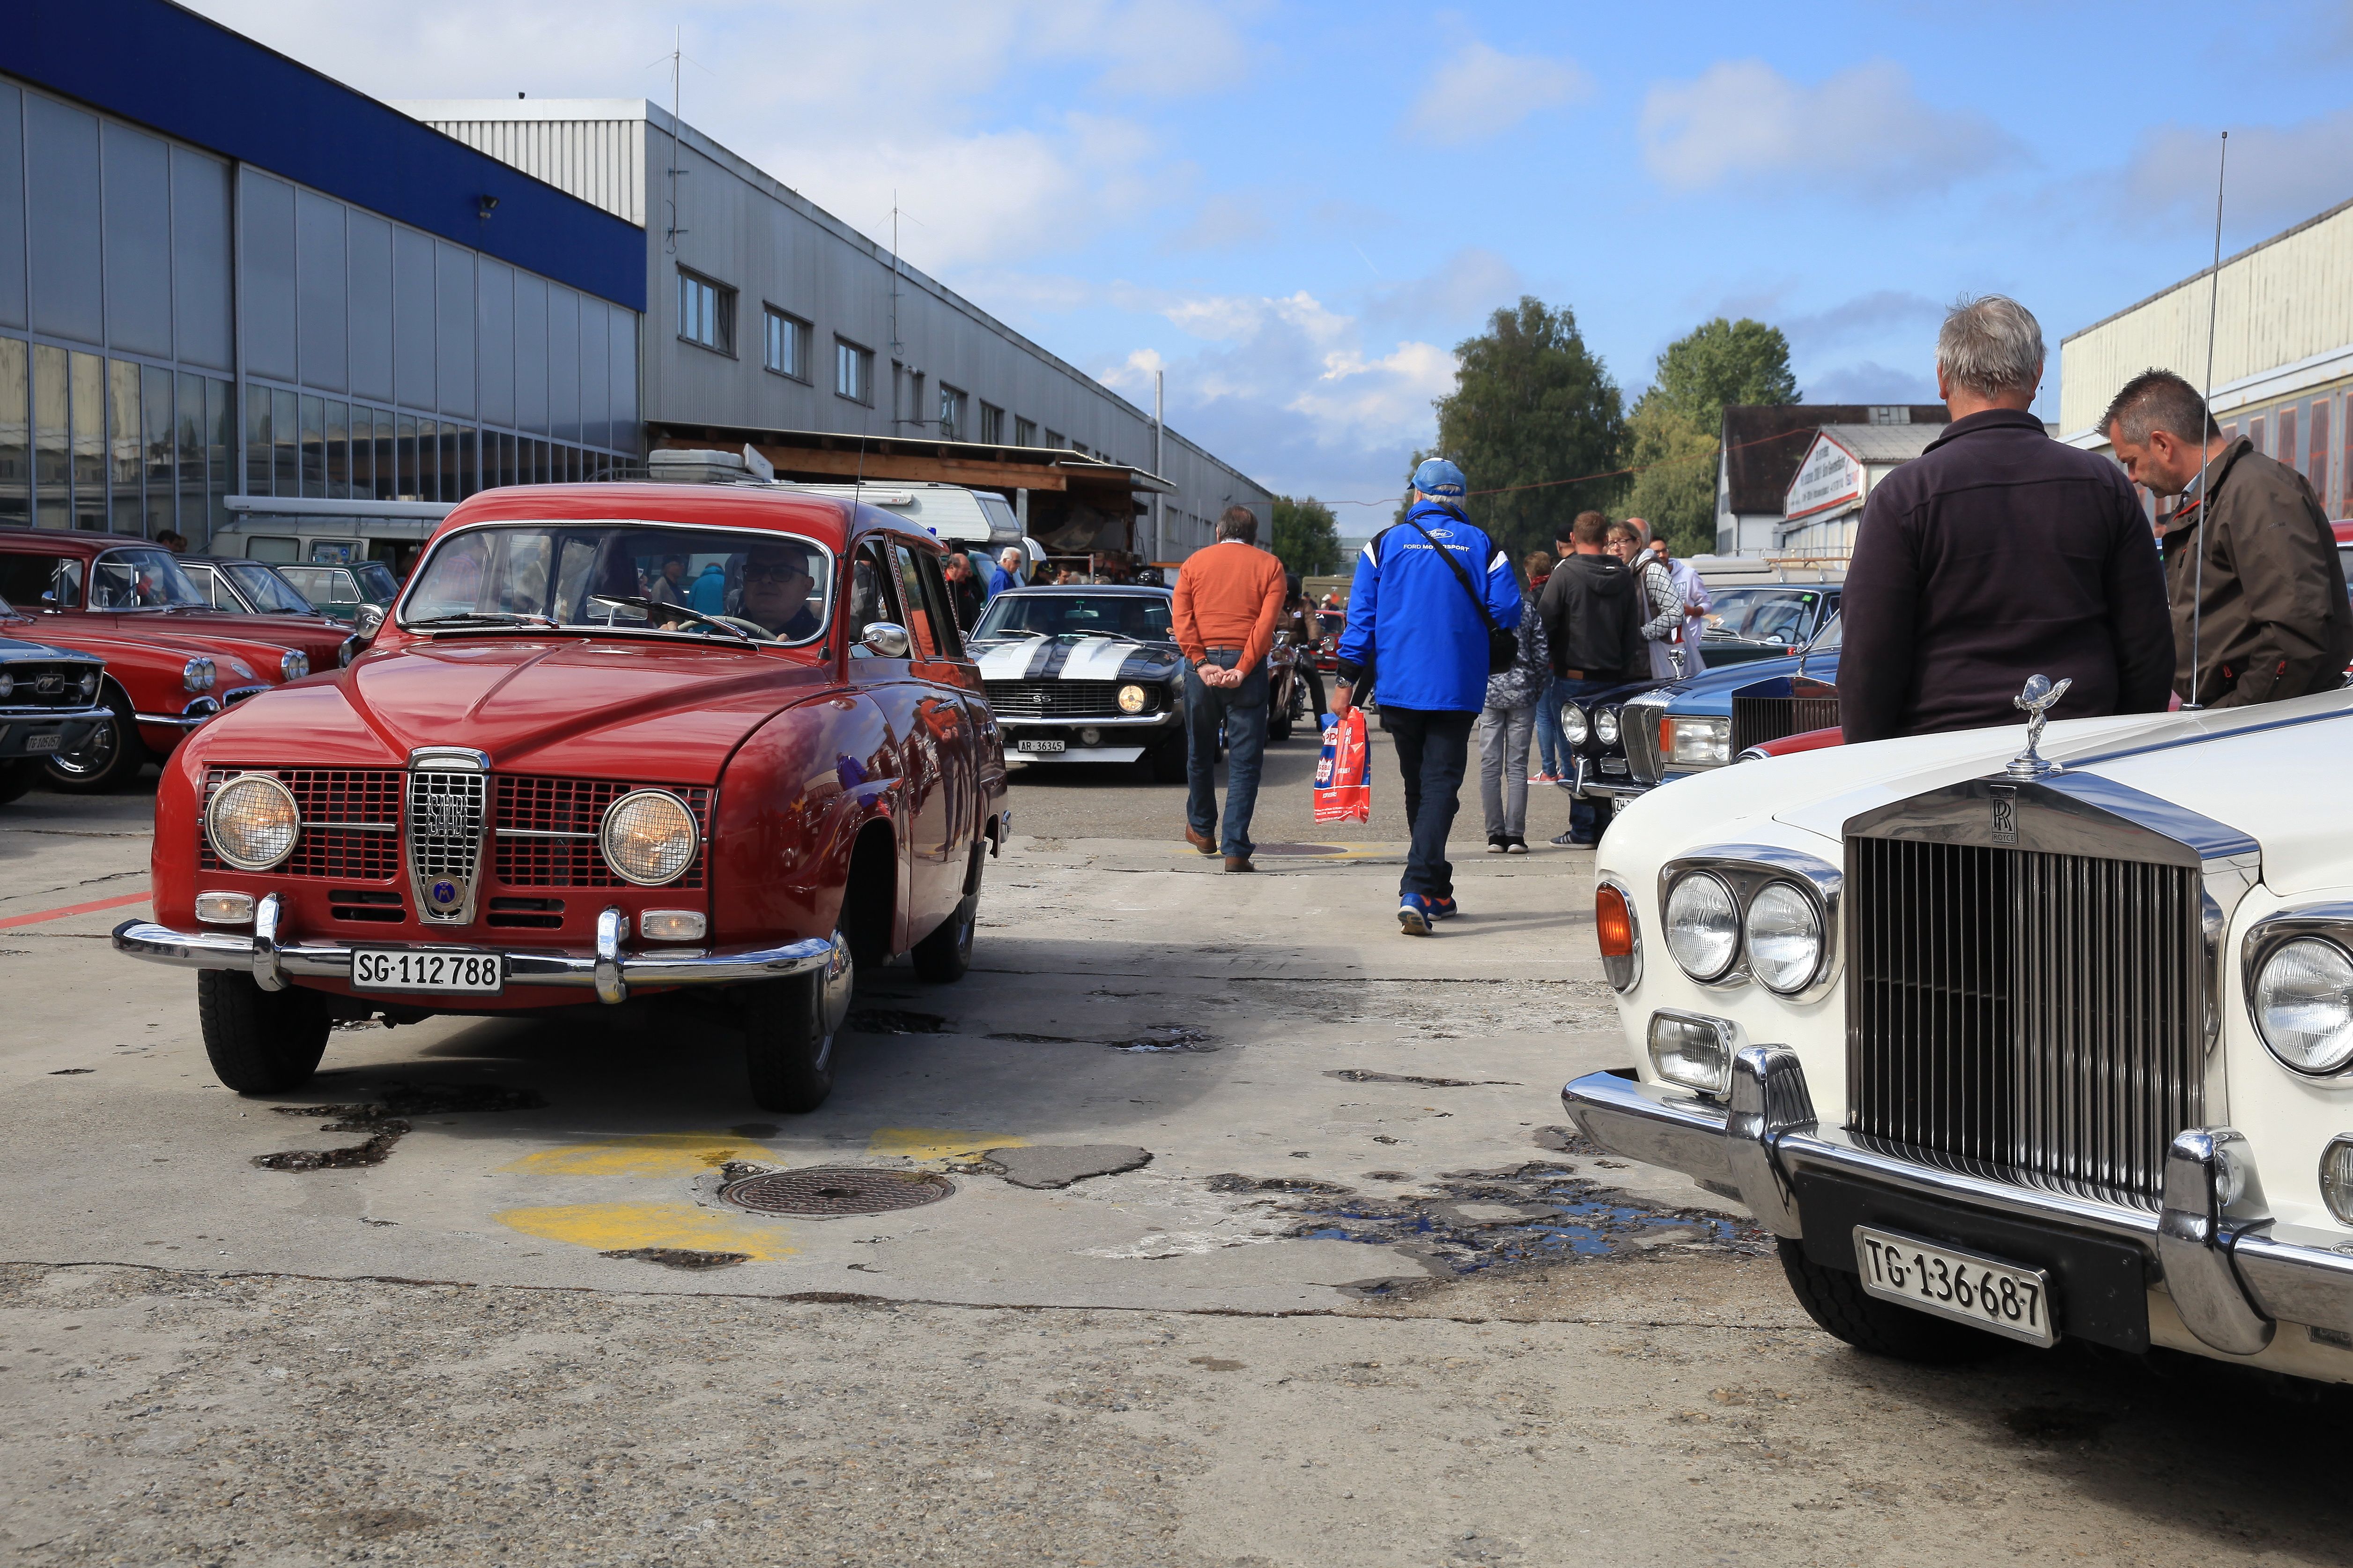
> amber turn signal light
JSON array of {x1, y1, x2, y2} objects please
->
[{"x1": 1596, "y1": 884, "x2": 1635, "y2": 958}]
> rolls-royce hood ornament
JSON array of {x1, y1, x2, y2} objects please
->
[{"x1": 2005, "y1": 673, "x2": 2072, "y2": 779}]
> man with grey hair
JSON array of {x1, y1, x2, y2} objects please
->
[
  {"x1": 1839, "y1": 295, "x2": 2173, "y2": 743},
  {"x1": 2101, "y1": 367, "x2": 2353, "y2": 707}
]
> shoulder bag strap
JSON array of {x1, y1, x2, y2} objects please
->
[{"x1": 1397, "y1": 512, "x2": 1502, "y2": 635}]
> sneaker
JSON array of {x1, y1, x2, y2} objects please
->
[
  {"x1": 1530, "y1": 771, "x2": 1556, "y2": 785},
  {"x1": 1550, "y1": 828, "x2": 1600, "y2": 848},
  {"x1": 1504, "y1": 836, "x2": 1528, "y2": 854},
  {"x1": 1397, "y1": 894, "x2": 1433, "y2": 936},
  {"x1": 1429, "y1": 895, "x2": 1459, "y2": 921},
  {"x1": 1485, "y1": 834, "x2": 1508, "y2": 854}
]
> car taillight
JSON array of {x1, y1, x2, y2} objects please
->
[{"x1": 1597, "y1": 883, "x2": 1635, "y2": 958}]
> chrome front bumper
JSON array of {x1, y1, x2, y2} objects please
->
[
  {"x1": 113, "y1": 892, "x2": 836, "y2": 1006},
  {"x1": 1569, "y1": 755, "x2": 1653, "y2": 801},
  {"x1": 1563, "y1": 1050, "x2": 2353, "y2": 1356}
]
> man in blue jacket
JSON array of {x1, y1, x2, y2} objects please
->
[{"x1": 1332, "y1": 458, "x2": 1522, "y2": 935}]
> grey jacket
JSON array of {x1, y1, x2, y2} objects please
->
[
  {"x1": 2162, "y1": 438, "x2": 2353, "y2": 708},
  {"x1": 1484, "y1": 590, "x2": 1550, "y2": 710}
]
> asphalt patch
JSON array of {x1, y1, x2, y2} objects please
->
[
  {"x1": 1325, "y1": 1069, "x2": 1520, "y2": 1087},
  {"x1": 980, "y1": 1145, "x2": 1153, "y2": 1189},
  {"x1": 252, "y1": 1080, "x2": 545, "y2": 1172},
  {"x1": 2003, "y1": 1405, "x2": 2115, "y2": 1442},
  {"x1": 599, "y1": 1247, "x2": 749, "y2": 1270},
  {"x1": 986, "y1": 1025, "x2": 1217, "y2": 1052},
  {"x1": 47, "y1": 1068, "x2": 94, "y2": 1075},
  {"x1": 846, "y1": 1008, "x2": 953, "y2": 1034}
]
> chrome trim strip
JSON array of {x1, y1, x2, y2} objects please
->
[
  {"x1": 133, "y1": 709, "x2": 214, "y2": 728},
  {"x1": 113, "y1": 917, "x2": 835, "y2": 997},
  {"x1": 0, "y1": 702, "x2": 110, "y2": 721},
  {"x1": 594, "y1": 907, "x2": 628, "y2": 1005},
  {"x1": 992, "y1": 712, "x2": 1177, "y2": 728},
  {"x1": 496, "y1": 828, "x2": 598, "y2": 839}
]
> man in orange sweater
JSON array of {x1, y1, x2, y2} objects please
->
[{"x1": 1171, "y1": 506, "x2": 1287, "y2": 872}]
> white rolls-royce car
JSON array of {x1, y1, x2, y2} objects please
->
[{"x1": 1564, "y1": 683, "x2": 2353, "y2": 1384}]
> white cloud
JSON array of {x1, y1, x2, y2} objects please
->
[
  {"x1": 1639, "y1": 59, "x2": 2021, "y2": 200},
  {"x1": 2116, "y1": 111, "x2": 2353, "y2": 237},
  {"x1": 1399, "y1": 42, "x2": 1591, "y2": 148}
]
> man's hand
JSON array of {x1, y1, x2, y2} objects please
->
[{"x1": 1331, "y1": 681, "x2": 1354, "y2": 717}]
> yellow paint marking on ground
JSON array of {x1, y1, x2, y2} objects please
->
[
  {"x1": 499, "y1": 1132, "x2": 777, "y2": 1177},
  {"x1": 494, "y1": 1202, "x2": 797, "y2": 1259},
  {"x1": 867, "y1": 1127, "x2": 1031, "y2": 1162}
]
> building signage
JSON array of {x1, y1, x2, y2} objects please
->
[{"x1": 1784, "y1": 433, "x2": 1863, "y2": 522}]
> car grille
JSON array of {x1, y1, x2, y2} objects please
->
[
  {"x1": 221, "y1": 684, "x2": 268, "y2": 707},
  {"x1": 492, "y1": 775, "x2": 711, "y2": 889},
  {"x1": 1845, "y1": 836, "x2": 2203, "y2": 1208},
  {"x1": 407, "y1": 766, "x2": 488, "y2": 922},
  {"x1": 1621, "y1": 703, "x2": 1664, "y2": 784},
  {"x1": 0, "y1": 662, "x2": 97, "y2": 710},
  {"x1": 1731, "y1": 690, "x2": 1842, "y2": 754},
  {"x1": 200, "y1": 767, "x2": 403, "y2": 881},
  {"x1": 984, "y1": 679, "x2": 1132, "y2": 718}
]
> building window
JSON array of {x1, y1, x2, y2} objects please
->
[
  {"x1": 979, "y1": 402, "x2": 1005, "y2": 444},
  {"x1": 677, "y1": 268, "x2": 734, "y2": 355},
  {"x1": 1014, "y1": 416, "x2": 1036, "y2": 446},
  {"x1": 2250, "y1": 415, "x2": 2266, "y2": 456},
  {"x1": 1043, "y1": 428, "x2": 1064, "y2": 450},
  {"x1": 835, "y1": 338, "x2": 873, "y2": 404},
  {"x1": 2310, "y1": 399, "x2": 2330, "y2": 507},
  {"x1": 939, "y1": 385, "x2": 967, "y2": 440},
  {"x1": 763, "y1": 307, "x2": 810, "y2": 380}
]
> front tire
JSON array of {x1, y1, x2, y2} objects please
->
[
  {"x1": 741, "y1": 929, "x2": 851, "y2": 1113},
  {"x1": 44, "y1": 680, "x2": 148, "y2": 792},
  {"x1": 912, "y1": 890, "x2": 977, "y2": 983},
  {"x1": 1776, "y1": 1239, "x2": 2006, "y2": 1364},
  {"x1": 196, "y1": 970, "x2": 330, "y2": 1094}
]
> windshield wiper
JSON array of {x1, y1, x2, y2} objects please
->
[
  {"x1": 408, "y1": 610, "x2": 562, "y2": 630},
  {"x1": 585, "y1": 595, "x2": 757, "y2": 641}
]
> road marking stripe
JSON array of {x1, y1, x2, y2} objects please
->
[{"x1": 0, "y1": 888, "x2": 151, "y2": 930}]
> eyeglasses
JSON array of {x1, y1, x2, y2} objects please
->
[{"x1": 743, "y1": 561, "x2": 809, "y2": 584}]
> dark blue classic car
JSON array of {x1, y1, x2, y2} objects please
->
[
  {"x1": 0, "y1": 611, "x2": 111, "y2": 805},
  {"x1": 1574, "y1": 613, "x2": 1842, "y2": 814}
]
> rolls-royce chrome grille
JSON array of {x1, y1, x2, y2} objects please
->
[
  {"x1": 1847, "y1": 835, "x2": 2203, "y2": 1208},
  {"x1": 1621, "y1": 703, "x2": 1664, "y2": 783},
  {"x1": 1731, "y1": 689, "x2": 1841, "y2": 754},
  {"x1": 405, "y1": 752, "x2": 488, "y2": 924}
]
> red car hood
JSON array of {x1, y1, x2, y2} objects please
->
[
  {"x1": 104, "y1": 608, "x2": 349, "y2": 662},
  {"x1": 19, "y1": 621, "x2": 300, "y2": 677},
  {"x1": 186, "y1": 638, "x2": 836, "y2": 784}
]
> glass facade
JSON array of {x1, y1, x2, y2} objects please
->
[{"x1": 0, "y1": 74, "x2": 642, "y2": 544}]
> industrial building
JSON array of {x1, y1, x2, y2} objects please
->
[
  {"x1": 1713, "y1": 403, "x2": 1950, "y2": 557},
  {"x1": 400, "y1": 97, "x2": 1270, "y2": 564},
  {"x1": 2062, "y1": 194, "x2": 2353, "y2": 516}
]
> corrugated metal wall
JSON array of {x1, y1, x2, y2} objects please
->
[
  {"x1": 2061, "y1": 200, "x2": 2353, "y2": 433},
  {"x1": 420, "y1": 117, "x2": 644, "y2": 227}
]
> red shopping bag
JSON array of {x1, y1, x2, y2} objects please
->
[{"x1": 1313, "y1": 708, "x2": 1371, "y2": 824}]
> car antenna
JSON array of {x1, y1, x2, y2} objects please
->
[{"x1": 2184, "y1": 129, "x2": 2227, "y2": 714}]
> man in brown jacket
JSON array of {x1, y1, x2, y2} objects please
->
[
  {"x1": 1170, "y1": 506, "x2": 1287, "y2": 871},
  {"x1": 2102, "y1": 369, "x2": 2353, "y2": 707}
]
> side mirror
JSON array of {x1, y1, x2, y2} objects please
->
[
  {"x1": 353, "y1": 602, "x2": 386, "y2": 640},
  {"x1": 861, "y1": 621, "x2": 912, "y2": 658}
]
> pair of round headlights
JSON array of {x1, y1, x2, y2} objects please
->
[
  {"x1": 1560, "y1": 704, "x2": 1619, "y2": 747},
  {"x1": 1663, "y1": 872, "x2": 1824, "y2": 994}
]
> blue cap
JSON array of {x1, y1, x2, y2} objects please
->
[{"x1": 1412, "y1": 458, "x2": 1466, "y2": 498}]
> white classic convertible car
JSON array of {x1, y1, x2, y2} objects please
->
[{"x1": 1564, "y1": 682, "x2": 2353, "y2": 1383}]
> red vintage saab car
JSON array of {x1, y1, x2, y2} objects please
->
[
  {"x1": 0, "y1": 536, "x2": 359, "y2": 790},
  {"x1": 112, "y1": 482, "x2": 1010, "y2": 1113}
]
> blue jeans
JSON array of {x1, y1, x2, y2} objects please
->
[
  {"x1": 1533, "y1": 676, "x2": 1569, "y2": 777},
  {"x1": 1185, "y1": 649, "x2": 1268, "y2": 858},
  {"x1": 1382, "y1": 705, "x2": 1474, "y2": 901},
  {"x1": 1557, "y1": 676, "x2": 1628, "y2": 841}
]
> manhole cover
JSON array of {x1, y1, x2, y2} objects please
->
[{"x1": 720, "y1": 1167, "x2": 955, "y2": 1216}]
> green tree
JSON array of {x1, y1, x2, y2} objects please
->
[
  {"x1": 1622, "y1": 317, "x2": 1798, "y2": 555},
  {"x1": 1410, "y1": 296, "x2": 1626, "y2": 560},
  {"x1": 1270, "y1": 495, "x2": 1341, "y2": 575}
]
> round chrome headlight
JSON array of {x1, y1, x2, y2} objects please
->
[
  {"x1": 1561, "y1": 703, "x2": 1589, "y2": 746},
  {"x1": 1665, "y1": 872, "x2": 1741, "y2": 982},
  {"x1": 78, "y1": 670, "x2": 99, "y2": 700},
  {"x1": 2254, "y1": 937, "x2": 2353, "y2": 1075},
  {"x1": 206, "y1": 774, "x2": 300, "y2": 871},
  {"x1": 0, "y1": 673, "x2": 13, "y2": 699},
  {"x1": 1117, "y1": 683, "x2": 1147, "y2": 714},
  {"x1": 600, "y1": 789, "x2": 699, "y2": 886},
  {"x1": 1743, "y1": 881, "x2": 1823, "y2": 994},
  {"x1": 279, "y1": 650, "x2": 310, "y2": 681},
  {"x1": 1595, "y1": 707, "x2": 1621, "y2": 746},
  {"x1": 182, "y1": 656, "x2": 215, "y2": 693}
]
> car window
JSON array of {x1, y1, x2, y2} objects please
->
[
  {"x1": 1702, "y1": 588, "x2": 1820, "y2": 643},
  {"x1": 846, "y1": 540, "x2": 906, "y2": 655},
  {"x1": 224, "y1": 561, "x2": 317, "y2": 614},
  {"x1": 895, "y1": 543, "x2": 965, "y2": 661},
  {"x1": 89, "y1": 547, "x2": 209, "y2": 609},
  {"x1": 353, "y1": 562, "x2": 401, "y2": 601},
  {"x1": 402, "y1": 523, "x2": 833, "y2": 645},
  {"x1": 0, "y1": 554, "x2": 81, "y2": 609},
  {"x1": 971, "y1": 593, "x2": 1173, "y2": 641}
]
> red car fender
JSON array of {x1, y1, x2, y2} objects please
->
[
  {"x1": 151, "y1": 736, "x2": 207, "y2": 929},
  {"x1": 1736, "y1": 725, "x2": 1844, "y2": 762}
]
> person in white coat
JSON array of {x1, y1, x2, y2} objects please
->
[{"x1": 1651, "y1": 537, "x2": 1710, "y2": 674}]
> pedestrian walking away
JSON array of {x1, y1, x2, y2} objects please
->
[
  {"x1": 1839, "y1": 294, "x2": 2173, "y2": 743},
  {"x1": 1171, "y1": 505, "x2": 1288, "y2": 872},
  {"x1": 1479, "y1": 557, "x2": 1550, "y2": 853},
  {"x1": 1538, "y1": 510, "x2": 1649, "y2": 847},
  {"x1": 1333, "y1": 457, "x2": 1521, "y2": 934},
  {"x1": 2101, "y1": 368, "x2": 2353, "y2": 709},
  {"x1": 1522, "y1": 550, "x2": 1569, "y2": 783}
]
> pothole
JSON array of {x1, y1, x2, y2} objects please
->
[
  {"x1": 846, "y1": 1008, "x2": 952, "y2": 1035},
  {"x1": 253, "y1": 1081, "x2": 545, "y2": 1172},
  {"x1": 987, "y1": 1024, "x2": 1217, "y2": 1052},
  {"x1": 720, "y1": 1167, "x2": 955, "y2": 1216},
  {"x1": 599, "y1": 1247, "x2": 748, "y2": 1270}
]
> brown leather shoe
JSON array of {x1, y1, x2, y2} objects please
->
[
  {"x1": 1225, "y1": 855, "x2": 1255, "y2": 873},
  {"x1": 1185, "y1": 824, "x2": 1217, "y2": 855}
]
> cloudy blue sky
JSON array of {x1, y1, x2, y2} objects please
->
[{"x1": 194, "y1": 1, "x2": 2353, "y2": 511}]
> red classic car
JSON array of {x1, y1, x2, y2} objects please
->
[
  {"x1": 0, "y1": 536, "x2": 359, "y2": 790},
  {"x1": 113, "y1": 482, "x2": 1010, "y2": 1113}
]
